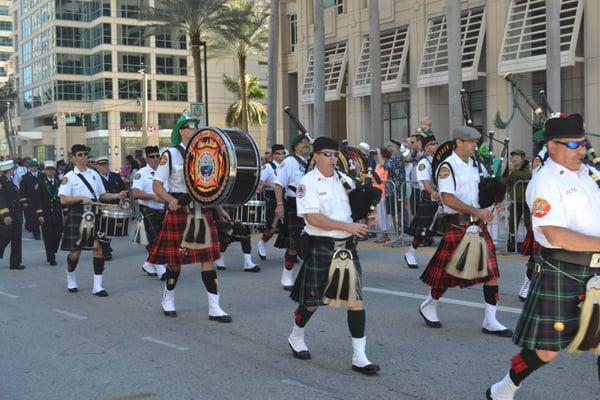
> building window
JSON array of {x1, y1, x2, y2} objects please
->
[
  {"x1": 289, "y1": 14, "x2": 297, "y2": 53},
  {"x1": 90, "y1": 51, "x2": 112, "y2": 74},
  {"x1": 56, "y1": 53, "x2": 85, "y2": 74},
  {"x1": 55, "y1": 80, "x2": 87, "y2": 101},
  {"x1": 178, "y1": 34, "x2": 187, "y2": 49},
  {"x1": 56, "y1": 26, "x2": 85, "y2": 48},
  {"x1": 156, "y1": 56, "x2": 187, "y2": 75},
  {"x1": 158, "y1": 113, "x2": 180, "y2": 129},
  {"x1": 120, "y1": 112, "x2": 141, "y2": 130},
  {"x1": 118, "y1": 0, "x2": 145, "y2": 18},
  {"x1": 155, "y1": 32, "x2": 171, "y2": 48},
  {"x1": 86, "y1": 112, "x2": 109, "y2": 131},
  {"x1": 118, "y1": 52, "x2": 148, "y2": 73},
  {"x1": 301, "y1": 41, "x2": 348, "y2": 104},
  {"x1": 384, "y1": 100, "x2": 410, "y2": 142},
  {"x1": 90, "y1": 78, "x2": 113, "y2": 100},
  {"x1": 324, "y1": 0, "x2": 344, "y2": 15},
  {"x1": 56, "y1": 0, "x2": 111, "y2": 22},
  {"x1": 156, "y1": 81, "x2": 188, "y2": 101},
  {"x1": 119, "y1": 25, "x2": 147, "y2": 46},
  {"x1": 0, "y1": 6, "x2": 9, "y2": 16},
  {"x1": 0, "y1": 52, "x2": 10, "y2": 61},
  {"x1": 23, "y1": 66, "x2": 32, "y2": 86},
  {"x1": 0, "y1": 36, "x2": 12, "y2": 46},
  {"x1": 22, "y1": 42, "x2": 31, "y2": 62},
  {"x1": 118, "y1": 78, "x2": 150, "y2": 99},
  {"x1": 0, "y1": 67, "x2": 6, "y2": 77},
  {"x1": 0, "y1": 21, "x2": 12, "y2": 31}
]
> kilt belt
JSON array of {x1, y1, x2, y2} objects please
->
[
  {"x1": 539, "y1": 247, "x2": 600, "y2": 269},
  {"x1": 290, "y1": 235, "x2": 361, "y2": 307},
  {"x1": 513, "y1": 255, "x2": 596, "y2": 352}
]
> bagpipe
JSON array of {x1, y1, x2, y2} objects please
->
[{"x1": 283, "y1": 106, "x2": 381, "y2": 222}]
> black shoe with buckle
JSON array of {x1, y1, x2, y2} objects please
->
[
  {"x1": 93, "y1": 290, "x2": 108, "y2": 297},
  {"x1": 209, "y1": 314, "x2": 232, "y2": 323},
  {"x1": 288, "y1": 343, "x2": 311, "y2": 360},
  {"x1": 482, "y1": 327, "x2": 513, "y2": 338},
  {"x1": 352, "y1": 363, "x2": 381, "y2": 375},
  {"x1": 244, "y1": 265, "x2": 261, "y2": 272}
]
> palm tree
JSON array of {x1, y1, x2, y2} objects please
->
[
  {"x1": 223, "y1": 74, "x2": 267, "y2": 129},
  {"x1": 210, "y1": 0, "x2": 269, "y2": 132},
  {"x1": 142, "y1": 0, "x2": 245, "y2": 104}
]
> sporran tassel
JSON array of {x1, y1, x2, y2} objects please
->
[
  {"x1": 568, "y1": 276, "x2": 600, "y2": 354},
  {"x1": 323, "y1": 249, "x2": 360, "y2": 308},
  {"x1": 181, "y1": 204, "x2": 211, "y2": 250},
  {"x1": 445, "y1": 225, "x2": 488, "y2": 280},
  {"x1": 76, "y1": 211, "x2": 96, "y2": 249},
  {"x1": 324, "y1": 264, "x2": 341, "y2": 304},
  {"x1": 339, "y1": 265, "x2": 350, "y2": 301}
]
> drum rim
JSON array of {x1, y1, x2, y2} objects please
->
[{"x1": 227, "y1": 128, "x2": 261, "y2": 206}]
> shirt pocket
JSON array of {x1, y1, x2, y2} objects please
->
[{"x1": 320, "y1": 192, "x2": 336, "y2": 216}]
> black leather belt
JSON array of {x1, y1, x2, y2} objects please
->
[
  {"x1": 445, "y1": 214, "x2": 479, "y2": 225},
  {"x1": 539, "y1": 247, "x2": 600, "y2": 268}
]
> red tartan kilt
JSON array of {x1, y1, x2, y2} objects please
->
[
  {"x1": 147, "y1": 209, "x2": 220, "y2": 266},
  {"x1": 520, "y1": 227, "x2": 539, "y2": 257},
  {"x1": 420, "y1": 223, "x2": 500, "y2": 289}
]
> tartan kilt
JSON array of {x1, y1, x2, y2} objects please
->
[
  {"x1": 420, "y1": 223, "x2": 500, "y2": 288},
  {"x1": 261, "y1": 189, "x2": 278, "y2": 233},
  {"x1": 139, "y1": 205, "x2": 165, "y2": 246},
  {"x1": 274, "y1": 197, "x2": 304, "y2": 250},
  {"x1": 513, "y1": 257, "x2": 593, "y2": 351},
  {"x1": 147, "y1": 208, "x2": 220, "y2": 266},
  {"x1": 60, "y1": 208, "x2": 97, "y2": 252},
  {"x1": 520, "y1": 227, "x2": 540, "y2": 257},
  {"x1": 290, "y1": 237, "x2": 362, "y2": 306},
  {"x1": 410, "y1": 197, "x2": 437, "y2": 237}
]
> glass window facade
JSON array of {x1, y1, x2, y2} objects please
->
[
  {"x1": 156, "y1": 56, "x2": 186, "y2": 76},
  {"x1": 155, "y1": 32, "x2": 186, "y2": 49},
  {"x1": 118, "y1": 52, "x2": 148, "y2": 73},
  {"x1": 86, "y1": 137, "x2": 109, "y2": 158},
  {"x1": 86, "y1": 112, "x2": 109, "y2": 131},
  {"x1": 158, "y1": 113, "x2": 180, "y2": 129},
  {"x1": 55, "y1": 0, "x2": 110, "y2": 22},
  {"x1": 120, "y1": 112, "x2": 141, "y2": 129},
  {"x1": 119, "y1": 25, "x2": 147, "y2": 46},
  {"x1": 0, "y1": 52, "x2": 10, "y2": 61},
  {"x1": 156, "y1": 81, "x2": 187, "y2": 101},
  {"x1": 56, "y1": 24, "x2": 110, "y2": 48},
  {"x1": 0, "y1": 37, "x2": 12, "y2": 46},
  {"x1": 0, "y1": 21, "x2": 12, "y2": 31},
  {"x1": 0, "y1": 6, "x2": 9, "y2": 16},
  {"x1": 118, "y1": 78, "x2": 150, "y2": 100},
  {"x1": 118, "y1": 0, "x2": 146, "y2": 19}
]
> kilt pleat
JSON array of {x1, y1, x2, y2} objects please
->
[
  {"x1": 140, "y1": 205, "x2": 165, "y2": 246},
  {"x1": 410, "y1": 199, "x2": 438, "y2": 237},
  {"x1": 61, "y1": 210, "x2": 84, "y2": 251},
  {"x1": 290, "y1": 238, "x2": 362, "y2": 306},
  {"x1": 147, "y1": 208, "x2": 220, "y2": 266},
  {"x1": 513, "y1": 257, "x2": 592, "y2": 351},
  {"x1": 420, "y1": 223, "x2": 500, "y2": 288},
  {"x1": 274, "y1": 197, "x2": 304, "y2": 249}
]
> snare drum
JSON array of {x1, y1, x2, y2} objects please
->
[
  {"x1": 98, "y1": 204, "x2": 131, "y2": 238},
  {"x1": 184, "y1": 127, "x2": 261, "y2": 207},
  {"x1": 235, "y1": 200, "x2": 266, "y2": 227}
]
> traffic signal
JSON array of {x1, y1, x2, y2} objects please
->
[
  {"x1": 52, "y1": 115, "x2": 58, "y2": 130},
  {"x1": 80, "y1": 113, "x2": 85, "y2": 127}
]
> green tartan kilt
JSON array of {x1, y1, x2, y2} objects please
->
[
  {"x1": 513, "y1": 256, "x2": 594, "y2": 351},
  {"x1": 61, "y1": 208, "x2": 98, "y2": 251},
  {"x1": 290, "y1": 236, "x2": 362, "y2": 306}
]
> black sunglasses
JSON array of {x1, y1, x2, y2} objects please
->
[
  {"x1": 147, "y1": 154, "x2": 160, "y2": 159},
  {"x1": 75, "y1": 152, "x2": 88, "y2": 157},
  {"x1": 317, "y1": 151, "x2": 339, "y2": 158},
  {"x1": 552, "y1": 139, "x2": 587, "y2": 150},
  {"x1": 183, "y1": 122, "x2": 197, "y2": 130}
]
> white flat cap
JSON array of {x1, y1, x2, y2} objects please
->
[
  {"x1": 0, "y1": 160, "x2": 14, "y2": 172},
  {"x1": 96, "y1": 156, "x2": 109, "y2": 164},
  {"x1": 358, "y1": 142, "x2": 370, "y2": 153},
  {"x1": 44, "y1": 160, "x2": 57, "y2": 169}
]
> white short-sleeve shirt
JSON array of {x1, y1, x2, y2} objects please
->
[
  {"x1": 296, "y1": 168, "x2": 354, "y2": 239},
  {"x1": 526, "y1": 158, "x2": 600, "y2": 248},
  {"x1": 416, "y1": 155, "x2": 433, "y2": 190},
  {"x1": 436, "y1": 152, "x2": 481, "y2": 214},
  {"x1": 132, "y1": 165, "x2": 165, "y2": 210},
  {"x1": 260, "y1": 160, "x2": 280, "y2": 188},
  {"x1": 153, "y1": 144, "x2": 187, "y2": 193},
  {"x1": 58, "y1": 166, "x2": 106, "y2": 200},
  {"x1": 274, "y1": 155, "x2": 307, "y2": 198}
]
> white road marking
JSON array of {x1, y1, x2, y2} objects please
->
[
  {"x1": 0, "y1": 290, "x2": 18, "y2": 298},
  {"x1": 54, "y1": 309, "x2": 88, "y2": 320},
  {"x1": 141, "y1": 336, "x2": 189, "y2": 351},
  {"x1": 363, "y1": 287, "x2": 522, "y2": 314},
  {"x1": 281, "y1": 379, "x2": 344, "y2": 399}
]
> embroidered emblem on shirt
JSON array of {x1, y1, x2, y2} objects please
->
[
  {"x1": 532, "y1": 198, "x2": 551, "y2": 218},
  {"x1": 134, "y1": 173, "x2": 141, "y2": 180},
  {"x1": 160, "y1": 154, "x2": 168, "y2": 166},
  {"x1": 60, "y1": 177, "x2": 68, "y2": 185},
  {"x1": 438, "y1": 165, "x2": 451, "y2": 180},
  {"x1": 418, "y1": 163, "x2": 426, "y2": 171},
  {"x1": 297, "y1": 184, "x2": 306, "y2": 198}
]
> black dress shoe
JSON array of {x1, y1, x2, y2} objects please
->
[
  {"x1": 283, "y1": 285, "x2": 293, "y2": 291},
  {"x1": 352, "y1": 363, "x2": 381, "y2": 375},
  {"x1": 482, "y1": 327, "x2": 513, "y2": 338},
  {"x1": 244, "y1": 265, "x2": 261, "y2": 272},
  {"x1": 216, "y1": 265, "x2": 226, "y2": 271},
  {"x1": 93, "y1": 290, "x2": 109, "y2": 297},
  {"x1": 163, "y1": 309, "x2": 177, "y2": 317},
  {"x1": 288, "y1": 343, "x2": 311, "y2": 360},
  {"x1": 209, "y1": 314, "x2": 232, "y2": 323},
  {"x1": 418, "y1": 308, "x2": 442, "y2": 328},
  {"x1": 49, "y1": 260, "x2": 57, "y2": 266},
  {"x1": 259, "y1": 254, "x2": 266, "y2": 261},
  {"x1": 68, "y1": 287, "x2": 78, "y2": 293},
  {"x1": 9, "y1": 265, "x2": 25, "y2": 270}
]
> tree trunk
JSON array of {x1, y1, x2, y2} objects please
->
[
  {"x1": 369, "y1": 0, "x2": 383, "y2": 147},
  {"x1": 313, "y1": 0, "x2": 325, "y2": 137},
  {"x1": 239, "y1": 54, "x2": 249, "y2": 132},
  {"x1": 191, "y1": 32, "x2": 203, "y2": 103},
  {"x1": 266, "y1": 0, "x2": 279, "y2": 148}
]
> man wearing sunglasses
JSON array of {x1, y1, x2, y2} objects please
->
[
  {"x1": 257, "y1": 144, "x2": 286, "y2": 261},
  {"x1": 274, "y1": 133, "x2": 311, "y2": 290},
  {"x1": 58, "y1": 144, "x2": 128, "y2": 296},
  {"x1": 132, "y1": 146, "x2": 167, "y2": 280},
  {"x1": 487, "y1": 113, "x2": 600, "y2": 399},
  {"x1": 148, "y1": 116, "x2": 231, "y2": 322},
  {"x1": 286, "y1": 136, "x2": 380, "y2": 375}
]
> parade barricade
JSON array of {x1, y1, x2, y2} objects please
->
[{"x1": 504, "y1": 179, "x2": 531, "y2": 254}]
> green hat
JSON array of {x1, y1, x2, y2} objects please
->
[
  {"x1": 29, "y1": 159, "x2": 38, "y2": 167},
  {"x1": 290, "y1": 133, "x2": 309, "y2": 151},
  {"x1": 478, "y1": 143, "x2": 490, "y2": 158},
  {"x1": 532, "y1": 128, "x2": 545, "y2": 143},
  {"x1": 171, "y1": 115, "x2": 200, "y2": 145}
]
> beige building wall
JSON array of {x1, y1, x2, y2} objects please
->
[{"x1": 277, "y1": 0, "x2": 593, "y2": 158}]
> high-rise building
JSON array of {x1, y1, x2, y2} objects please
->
[
  {"x1": 0, "y1": 0, "x2": 11, "y2": 85},
  {"x1": 11, "y1": 0, "x2": 267, "y2": 165}
]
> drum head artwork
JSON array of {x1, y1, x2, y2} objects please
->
[{"x1": 185, "y1": 128, "x2": 231, "y2": 206}]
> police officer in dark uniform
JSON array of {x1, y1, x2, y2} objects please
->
[
  {"x1": 0, "y1": 160, "x2": 25, "y2": 270},
  {"x1": 33, "y1": 160, "x2": 63, "y2": 266},
  {"x1": 20, "y1": 159, "x2": 42, "y2": 240},
  {"x1": 95, "y1": 156, "x2": 126, "y2": 261}
]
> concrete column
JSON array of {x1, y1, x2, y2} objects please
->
[{"x1": 585, "y1": 0, "x2": 600, "y2": 149}]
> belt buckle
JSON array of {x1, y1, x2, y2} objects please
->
[{"x1": 590, "y1": 254, "x2": 600, "y2": 268}]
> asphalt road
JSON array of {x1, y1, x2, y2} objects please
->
[{"x1": 0, "y1": 234, "x2": 597, "y2": 400}]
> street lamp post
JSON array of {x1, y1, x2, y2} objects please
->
[
  {"x1": 5, "y1": 101, "x2": 15, "y2": 159},
  {"x1": 138, "y1": 66, "x2": 149, "y2": 145},
  {"x1": 201, "y1": 41, "x2": 208, "y2": 125}
]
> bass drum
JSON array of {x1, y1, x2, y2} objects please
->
[{"x1": 184, "y1": 127, "x2": 260, "y2": 207}]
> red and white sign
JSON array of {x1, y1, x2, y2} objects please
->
[{"x1": 147, "y1": 124, "x2": 157, "y2": 133}]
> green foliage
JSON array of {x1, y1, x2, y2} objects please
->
[{"x1": 223, "y1": 74, "x2": 267, "y2": 128}]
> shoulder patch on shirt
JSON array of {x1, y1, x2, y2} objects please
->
[
  {"x1": 159, "y1": 154, "x2": 169, "y2": 166},
  {"x1": 297, "y1": 184, "x2": 306, "y2": 198},
  {"x1": 418, "y1": 163, "x2": 426, "y2": 171},
  {"x1": 134, "y1": 173, "x2": 141, "y2": 180},
  {"x1": 438, "y1": 165, "x2": 451, "y2": 180},
  {"x1": 532, "y1": 198, "x2": 551, "y2": 218},
  {"x1": 60, "y1": 176, "x2": 68, "y2": 185},
  {"x1": 532, "y1": 156, "x2": 542, "y2": 170}
]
